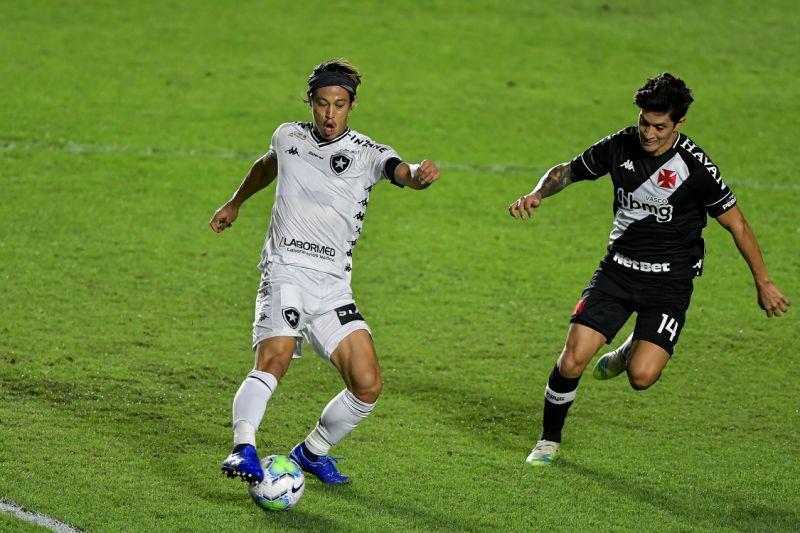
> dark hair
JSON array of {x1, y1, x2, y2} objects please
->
[
  {"x1": 305, "y1": 58, "x2": 361, "y2": 103},
  {"x1": 634, "y1": 72, "x2": 694, "y2": 123}
]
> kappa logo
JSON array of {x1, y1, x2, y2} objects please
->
[
  {"x1": 620, "y1": 159, "x2": 634, "y2": 171},
  {"x1": 330, "y1": 153, "x2": 352, "y2": 175},
  {"x1": 286, "y1": 146, "x2": 299, "y2": 156},
  {"x1": 657, "y1": 168, "x2": 677, "y2": 189},
  {"x1": 282, "y1": 307, "x2": 300, "y2": 329}
]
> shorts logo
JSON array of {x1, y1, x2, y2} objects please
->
[
  {"x1": 335, "y1": 303, "x2": 363, "y2": 325},
  {"x1": 330, "y1": 154, "x2": 352, "y2": 175},
  {"x1": 282, "y1": 307, "x2": 300, "y2": 329},
  {"x1": 572, "y1": 298, "x2": 586, "y2": 317}
]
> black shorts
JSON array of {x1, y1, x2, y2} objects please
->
[{"x1": 569, "y1": 264, "x2": 693, "y2": 355}]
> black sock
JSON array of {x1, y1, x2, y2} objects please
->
[
  {"x1": 301, "y1": 441, "x2": 319, "y2": 461},
  {"x1": 540, "y1": 364, "x2": 581, "y2": 443}
]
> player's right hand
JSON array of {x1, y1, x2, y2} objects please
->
[
  {"x1": 756, "y1": 281, "x2": 791, "y2": 318},
  {"x1": 508, "y1": 192, "x2": 541, "y2": 220},
  {"x1": 210, "y1": 202, "x2": 239, "y2": 233}
]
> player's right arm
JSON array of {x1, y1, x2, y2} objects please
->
[
  {"x1": 508, "y1": 162, "x2": 575, "y2": 220},
  {"x1": 209, "y1": 151, "x2": 278, "y2": 233}
]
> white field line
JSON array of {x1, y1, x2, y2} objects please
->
[
  {"x1": 0, "y1": 499, "x2": 82, "y2": 533},
  {"x1": 2, "y1": 139, "x2": 799, "y2": 191}
]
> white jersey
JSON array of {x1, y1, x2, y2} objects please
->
[{"x1": 258, "y1": 122, "x2": 402, "y2": 282}]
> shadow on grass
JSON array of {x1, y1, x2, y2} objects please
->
[
  {"x1": 247, "y1": 506, "x2": 339, "y2": 531},
  {"x1": 319, "y1": 483, "x2": 493, "y2": 532},
  {"x1": 394, "y1": 373, "x2": 537, "y2": 451},
  {"x1": 566, "y1": 462, "x2": 800, "y2": 531}
]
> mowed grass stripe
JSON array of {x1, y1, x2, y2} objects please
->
[{"x1": 2, "y1": 138, "x2": 799, "y2": 192}]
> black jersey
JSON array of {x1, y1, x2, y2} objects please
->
[{"x1": 570, "y1": 126, "x2": 737, "y2": 277}]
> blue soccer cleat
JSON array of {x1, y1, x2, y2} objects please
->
[
  {"x1": 221, "y1": 444, "x2": 264, "y2": 484},
  {"x1": 290, "y1": 442, "x2": 351, "y2": 484}
]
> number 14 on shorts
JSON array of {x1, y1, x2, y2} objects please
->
[{"x1": 657, "y1": 313, "x2": 680, "y2": 341}]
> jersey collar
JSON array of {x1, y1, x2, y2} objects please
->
[{"x1": 309, "y1": 124, "x2": 351, "y2": 147}]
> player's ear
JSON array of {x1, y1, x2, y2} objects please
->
[
  {"x1": 674, "y1": 116, "x2": 685, "y2": 131},
  {"x1": 350, "y1": 96, "x2": 357, "y2": 110}
]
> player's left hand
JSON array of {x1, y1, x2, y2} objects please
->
[
  {"x1": 415, "y1": 159, "x2": 440, "y2": 186},
  {"x1": 756, "y1": 280, "x2": 791, "y2": 317},
  {"x1": 508, "y1": 192, "x2": 541, "y2": 220}
]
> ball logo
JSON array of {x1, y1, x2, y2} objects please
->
[
  {"x1": 657, "y1": 168, "x2": 677, "y2": 189},
  {"x1": 282, "y1": 307, "x2": 300, "y2": 328},
  {"x1": 330, "y1": 154, "x2": 352, "y2": 175}
]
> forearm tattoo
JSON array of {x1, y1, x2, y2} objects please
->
[{"x1": 533, "y1": 163, "x2": 574, "y2": 199}]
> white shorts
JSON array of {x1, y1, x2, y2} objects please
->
[{"x1": 251, "y1": 262, "x2": 371, "y2": 360}]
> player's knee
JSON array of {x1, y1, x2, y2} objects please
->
[
  {"x1": 254, "y1": 345, "x2": 294, "y2": 380},
  {"x1": 350, "y1": 370, "x2": 382, "y2": 404},
  {"x1": 627, "y1": 370, "x2": 660, "y2": 391},
  {"x1": 558, "y1": 345, "x2": 588, "y2": 378}
]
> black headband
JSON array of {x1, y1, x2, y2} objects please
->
[{"x1": 308, "y1": 70, "x2": 357, "y2": 97}]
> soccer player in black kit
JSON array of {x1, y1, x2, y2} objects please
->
[{"x1": 508, "y1": 73, "x2": 791, "y2": 465}]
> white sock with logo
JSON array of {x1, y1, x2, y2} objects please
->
[
  {"x1": 616, "y1": 333, "x2": 634, "y2": 362},
  {"x1": 232, "y1": 370, "x2": 278, "y2": 447},
  {"x1": 304, "y1": 389, "x2": 376, "y2": 456}
]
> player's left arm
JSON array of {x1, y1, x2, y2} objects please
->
[
  {"x1": 393, "y1": 160, "x2": 440, "y2": 189},
  {"x1": 716, "y1": 206, "x2": 791, "y2": 317}
]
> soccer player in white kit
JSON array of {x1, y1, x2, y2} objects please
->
[{"x1": 210, "y1": 59, "x2": 440, "y2": 484}]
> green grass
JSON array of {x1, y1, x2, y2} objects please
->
[{"x1": 1, "y1": 0, "x2": 799, "y2": 531}]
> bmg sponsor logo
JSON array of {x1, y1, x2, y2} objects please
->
[{"x1": 616, "y1": 188, "x2": 673, "y2": 222}]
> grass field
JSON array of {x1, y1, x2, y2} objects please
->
[{"x1": 1, "y1": 0, "x2": 799, "y2": 531}]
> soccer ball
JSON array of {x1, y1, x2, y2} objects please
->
[{"x1": 248, "y1": 455, "x2": 305, "y2": 511}]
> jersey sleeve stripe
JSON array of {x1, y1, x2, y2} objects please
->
[
  {"x1": 579, "y1": 153, "x2": 601, "y2": 176},
  {"x1": 704, "y1": 190, "x2": 733, "y2": 207}
]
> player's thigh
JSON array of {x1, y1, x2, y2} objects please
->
[
  {"x1": 626, "y1": 340, "x2": 670, "y2": 389},
  {"x1": 633, "y1": 281, "x2": 692, "y2": 356},
  {"x1": 558, "y1": 323, "x2": 609, "y2": 377},
  {"x1": 251, "y1": 264, "x2": 306, "y2": 377},
  {"x1": 254, "y1": 336, "x2": 297, "y2": 379},
  {"x1": 330, "y1": 329, "x2": 381, "y2": 398},
  {"x1": 304, "y1": 301, "x2": 379, "y2": 398},
  {"x1": 565, "y1": 269, "x2": 633, "y2": 375}
]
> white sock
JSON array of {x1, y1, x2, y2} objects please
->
[
  {"x1": 232, "y1": 370, "x2": 278, "y2": 446},
  {"x1": 304, "y1": 389, "x2": 376, "y2": 456},
  {"x1": 618, "y1": 333, "x2": 634, "y2": 362}
]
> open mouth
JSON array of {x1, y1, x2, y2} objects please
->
[{"x1": 324, "y1": 121, "x2": 335, "y2": 137}]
